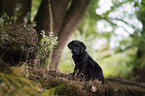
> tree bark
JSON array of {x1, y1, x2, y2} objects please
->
[
  {"x1": 50, "y1": 0, "x2": 90, "y2": 70},
  {"x1": 0, "y1": 0, "x2": 3, "y2": 15}
]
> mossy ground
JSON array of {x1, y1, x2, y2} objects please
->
[{"x1": 0, "y1": 66, "x2": 145, "y2": 96}]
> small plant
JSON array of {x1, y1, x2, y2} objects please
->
[
  {"x1": 0, "y1": 13, "x2": 14, "y2": 27},
  {"x1": 36, "y1": 30, "x2": 58, "y2": 68},
  {"x1": 0, "y1": 4, "x2": 22, "y2": 27}
]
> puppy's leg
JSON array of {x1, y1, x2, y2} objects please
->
[
  {"x1": 76, "y1": 64, "x2": 87, "y2": 81},
  {"x1": 77, "y1": 64, "x2": 86, "y2": 76},
  {"x1": 72, "y1": 66, "x2": 78, "y2": 76},
  {"x1": 68, "y1": 66, "x2": 78, "y2": 80}
]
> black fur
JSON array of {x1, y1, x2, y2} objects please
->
[{"x1": 68, "y1": 40, "x2": 104, "y2": 81}]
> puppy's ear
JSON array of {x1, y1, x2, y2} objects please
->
[
  {"x1": 80, "y1": 42, "x2": 86, "y2": 53},
  {"x1": 68, "y1": 41, "x2": 74, "y2": 49}
]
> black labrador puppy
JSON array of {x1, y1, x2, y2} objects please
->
[{"x1": 68, "y1": 40, "x2": 104, "y2": 81}]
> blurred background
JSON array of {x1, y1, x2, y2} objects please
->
[{"x1": 58, "y1": 0, "x2": 145, "y2": 83}]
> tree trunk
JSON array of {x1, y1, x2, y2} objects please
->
[
  {"x1": 34, "y1": 0, "x2": 90, "y2": 70},
  {"x1": 34, "y1": 0, "x2": 69, "y2": 40},
  {"x1": 0, "y1": 0, "x2": 3, "y2": 15},
  {"x1": 136, "y1": 9, "x2": 145, "y2": 66},
  {"x1": 50, "y1": 0, "x2": 90, "y2": 70}
]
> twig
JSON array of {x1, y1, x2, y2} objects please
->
[
  {"x1": 48, "y1": 0, "x2": 53, "y2": 32},
  {"x1": 48, "y1": 0, "x2": 54, "y2": 70}
]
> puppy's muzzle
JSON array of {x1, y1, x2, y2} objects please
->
[{"x1": 72, "y1": 50, "x2": 79, "y2": 55}]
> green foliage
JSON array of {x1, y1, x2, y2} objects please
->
[
  {"x1": 0, "y1": 13, "x2": 14, "y2": 27},
  {"x1": 76, "y1": 0, "x2": 100, "y2": 39},
  {"x1": 0, "y1": 4, "x2": 22, "y2": 27},
  {"x1": 0, "y1": 3, "x2": 36, "y2": 28},
  {"x1": 100, "y1": 52, "x2": 135, "y2": 79},
  {"x1": 59, "y1": 0, "x2": 145, "y2": 81}
]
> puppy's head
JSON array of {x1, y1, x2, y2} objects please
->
[{"x1": 68, "y1": 40, "x2": 86, "y2": 55}]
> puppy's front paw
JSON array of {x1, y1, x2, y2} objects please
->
[{"x1": 68, "y1": 73, "x2": 75, "y2": 80}]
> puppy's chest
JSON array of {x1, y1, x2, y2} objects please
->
[
  {"x1": 73, "y1": 55, "x2": 88, "y2": 66},
  {"x1": 73, "y1": 55, "x2": 84, "y2": 63}
]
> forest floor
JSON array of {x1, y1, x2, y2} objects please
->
[{"x1": 0, "y1": 66, "x2": 145, "y2": 96}]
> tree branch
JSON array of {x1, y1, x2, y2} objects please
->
[
  {"x1": 102, "y1": 45, "x2": 133, "y2": 58},
  {"x1": 96, "y1": 14, "x2": 140, "y2": 38}
]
